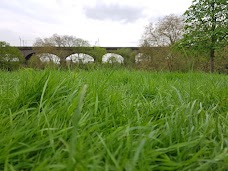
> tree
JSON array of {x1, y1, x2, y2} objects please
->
[
  {"x1": 140, "y1": 14, "x2": 184, "y2": 71},
  {"x1": 33, "y1": 34, "x2": 90, "y2": 67},
  {"x1": 0, "y1": 41, "x2": 23, "y2": 70},
  {"x1": 182, "y1": 0, "x2": 227, "y2": 72},
  {"x1": 33, "y1": 34, "x2": 90, "y2": 47},
  {"x1": 141, "y1": 14, "x2": 184, "y2": 47}
]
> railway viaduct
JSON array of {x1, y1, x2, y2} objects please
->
[{"x1": 16, "y1": 46, "x2": 141, "y2": 63}]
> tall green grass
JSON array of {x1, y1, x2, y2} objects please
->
[{"x1": 0, "y1": 69, "x2": 227, "y2": 170}]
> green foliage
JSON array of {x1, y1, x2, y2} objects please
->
[
  {"x1": 0, "y1": 69, "x2": 227, "y2": 170},
  {"x1": 115, "y1": 48, "x2": 137, "y2": 66},
  {"x1": 27, "y1": 55, "x2": 45, "y2": 69},
  {"x1": 138, "y1": 47, "x2": 171, "y2": 71},
  {"x1": 183, "y1": 0, "x2": 227, "y2": 49},
  {"x1": 89, "y1": 47, "x2": 107, "y2": 63},
  {"x1": 27, "y1": 55, "x2": 59, "y2": 70},
  {"x1": 180, "y1": 0, "x2": 227, "y2": 72},
  {"x1": 0, "y1": 41, "x2": 24, "y2": 70},
  {"x1": 137, "y1": 45, "x2": 228, "y2": 73}
]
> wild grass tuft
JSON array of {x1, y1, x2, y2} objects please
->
[{"x1": 0, "y1": 69, "x2": 227, "y2": 170}]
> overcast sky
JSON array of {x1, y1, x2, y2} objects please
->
[{"x1": 0, "y1": 0, "x2": 192, "y2": 47}]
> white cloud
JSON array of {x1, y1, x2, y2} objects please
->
[
  {"x1": 0, "y1": 0, "x2": 192, "y2": 46},
  {"x1": 84, "y1": 2, "x2": 144, "y2": 23}
]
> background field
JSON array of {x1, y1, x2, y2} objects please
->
[{"x1": 0, "y1": 69, "x2": 227, "y2": 170}]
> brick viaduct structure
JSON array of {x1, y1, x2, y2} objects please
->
[{"x1": 17, "y1": 46, "x2": 141, "y2": 63}]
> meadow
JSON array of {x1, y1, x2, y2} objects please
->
[{"x1": 0, "y1": 68, "x2": 227, "y2": 171}]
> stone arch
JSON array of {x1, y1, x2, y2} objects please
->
[
  {"x1": 66, "y1": 53, "x2": 94, "y2": 64},
  {"x1": 25, "y1": 53, "x2": 35, "y2": 60},
  {"x1": 135, "y1": 53, "x2": 143, "y2": 63},
  {"x1": 102, "y1": 53, "x2": 124, "y2": 63},
  {"x1": 27, "y1": 53, "x2": 60, "y2": 64},
  {"x1": 38, "y1": 53, "x2": 60, "y2": 64}
]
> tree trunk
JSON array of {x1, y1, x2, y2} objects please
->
[
  {"x1": 210, "y1": 2, "x2": 216, "y2": 73},
  {"x1": 210, "y1": 48, "x2": 215, "y2": 73}
]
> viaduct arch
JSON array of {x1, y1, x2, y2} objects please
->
[{"x1": 17, "y1": 46, "x2": 140, "y2": 64}]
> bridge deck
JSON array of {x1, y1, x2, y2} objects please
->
[{"x1": 15, "y1": 46, "x2": 140, "y2": 51}]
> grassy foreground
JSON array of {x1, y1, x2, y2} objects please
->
[{"x1": 0, "y1": 69, "x2": 227, "y2": 171}]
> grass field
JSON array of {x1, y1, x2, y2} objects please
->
[{"x1": 0, "y1": 68, "x2": 227, "y2": 171}]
